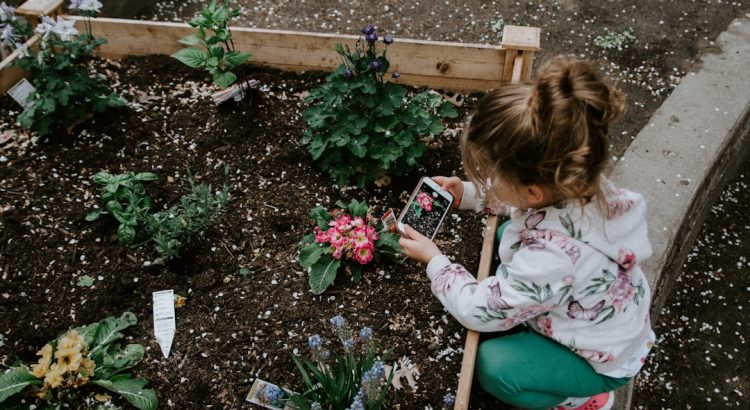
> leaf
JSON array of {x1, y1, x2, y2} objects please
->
[
  {"x1": 439, "y1": 101, "x2": 459, "y2": 118},
  {"x1": 213, "y1": 71, "x2": 237, "y2": 88},
  {"x1": 310, "y1": 207, "x2": 331, "y2": 230},
  {"x1": 347, "y1": 199, "x2": 369, "y2": 217},
  {"x1": 0, "y1": 367, "x2": 41, "y2": 403},
  {"x1": 178, "y1": 34, "x2": 203, "y2": 46},
  {"x1": 86, "y1": 210, "x2": 101, "y2": 222},
  {"x1": 88, "y1": 312, "x2": 138, "y2": 359},
  {"x1": 117, "y1": 224, "x2": 136, "y2": 245},
  {"x1": 77, "y1": 275, "x2": 95, "y2": 287},
  {"x1": 299, "y1": 243, "x2": 326, "y2": 268},
  {"x1": 308, "y1": 255, "x2": 340, "y2": 294},
  {"x1": 171, "y1": 48, "x2": 208, "y2": 68},
  {"x1": 93, "y1": 375, "x2": 158, "y2": 410},
  {"x1": 134, "y1": 173, "x2": 158, "y2": 181},
  {"x1": 224, "y1": 51, "x2": 250, "y2": 66}
]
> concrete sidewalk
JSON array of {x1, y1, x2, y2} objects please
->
[{"x1": 609, "y1": 17, "x2": 750, "y2": 409}]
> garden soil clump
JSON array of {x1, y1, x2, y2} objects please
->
[{"x1": 0, "y1": 56, "x2": 499, "y2": 408}]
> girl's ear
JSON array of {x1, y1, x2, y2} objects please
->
[{"x1": 524, "y1": 185, "x2": 548, "y2": 207}]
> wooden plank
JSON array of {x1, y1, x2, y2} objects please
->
[
  {"x1": 0, "y1": 34, "x2": 40, "y2": 95},
  {"x1": 501, "y1": 25, "x2": 541, "y2": 51},
  {"x1": 521, "y1": 49, "x2": 535, "y2": 82},
  {"x1": 62, "y1": 16, "x2": 511, "y2": 92},
  {"x1": 15, "y1": 0, "x2": 65, "y2": 17},
  {"x1": 454, "y1": 52, "x2": 528, "y2": 410}
]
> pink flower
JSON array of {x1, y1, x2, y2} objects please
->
[
  {"x1": 536, "y1": 316, "x2": 554, "y2": 336},
  {"x1": 366, "y1": 225, "x2": 379, "y2": 241},
  {"x1": 563, "y1": 276, "x2": 574, "y2": 285},
  {"x1": 607, "y1": 198, "x2": 634, "y2": 219},
  {"x1": 417, "y1": 192, "x2": 433, "y2": 211},
  {"x1": 314, "y1": 227, "x2": 329, "y2": 244},
  {"x1": 609, "y1": 272, "x2": 635, "y2": 312},
  {"x1": 327, "y1": 227, "x2": 344, "y2": 244},
  {"x1": 335, "y1": 214, "x2": 353, "y2": 232},
  {"x1": 432, "y1": 265, "x2": 471, "y2": 295},
  {"x1": 576, "y1": 348, "x2": 614, "y2": 363},
  {"x1": 499, "y1": 303, "x2": 556, "y2": 329},
  {"x1": 331, "y1": 245, "x2": 344, "y2": 260},
  {"x1": 352, "y1": 217, "x2": 364, "y2": 228},
  {"x1": 352, "y1": 227, "x2": 371, "y2": 247},
  {"x1": 353, "y1": 243, "x2": 374, "y2": 265}
]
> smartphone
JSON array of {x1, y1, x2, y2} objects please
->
[{"x1": 397, "y1": 176, "x2": 454, "y2": 240}]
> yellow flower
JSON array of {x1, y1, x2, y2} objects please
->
[
  {"x1": 80, "y1": 357, "x2": 96, "y2": 377},
  {"x1": 55, "y1": 346, "x2": 83, "y2": 373},
  {"x1": 31, "y1": 344, "x2": 54, "y2": 378},
  {"x1": 58, "y1": 329, "x2": 85, "y2": 350},
  {"x1": 44, "y1": 363, "x2": 64, "y2": 388}
]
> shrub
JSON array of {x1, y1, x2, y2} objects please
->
[
  {"x1": 87, "y1": 168, "x2": 231, "y2": 259},
  {"x1": 299, "y1": 199, "x2": 401, "y2": 294},
  {"x1": 14, "y1": 3, "x2": 123, "y2": 136},
  {"x1": 171, "y1": 0, "x2": 250, "y2": 89},
  {"x1": 0, "y1": 312, "x2": 157, "y2": 410},
  {"x1": 286, "y1": 315, "x2": 392, "y2": 410},
  {"x1": 594, "y1": 27, "x2": 635, "y2": 50},
  {"x1": 302, "y1": 25, "x2": 458, "y2": 187}
]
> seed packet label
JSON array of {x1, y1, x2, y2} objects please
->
[
  {"x1": 246, "y1": 378, "x2": 296, "y2": 410},
  {"x1": 7, "y1": 78, "x2": 35, "y2": 108},
  {"x1": 152, "y1": 289, "x2": 176, "y2": 359},
  {"x1": 381, "y1": 208, "x2": 397, "y2": 232}
]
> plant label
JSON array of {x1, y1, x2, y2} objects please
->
[
  {"x1": 152, "y1": 289, "x2": 176, "y2": 358},
  {"x1": 246, "y1": 378, "x2": 296, "y2": 410},
  {"x1": 384, "y1": 360, "x2": 421, "y2": 391},
  {"x1": 381, "y1": 208, "x2": 397, "y2": 232},
  {"x1": 7, "y1": 78, "x2": 36, "y2": 108}
]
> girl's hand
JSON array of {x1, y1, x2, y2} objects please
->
[
  {"x1": 432, "y1": 176, "x2": 464, "y2": 208},
  {"x1": 398, "y1": 224, "x2": 442, "y2": 264}
]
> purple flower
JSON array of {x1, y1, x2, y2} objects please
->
[
  {"x1": 359, "y1": 326, "x2": 373, "y2": 341},
  {"x1": 391, "y1": 71, "x2": 400, "y2": 79},
  {"x1": 0, "y1": 3, "x2": 15, "y2": 23},
  {"x1": 365, "y1": 32, "x2": 378, "y2": 44},
  {"x1": 262, "y1": 384, "x2": 283, "y2": 404},
  {"x1": 370, "y1": 59, "x2": 383, "y2": 72},
  {"x1": 308, "y1": 334, "x2": 322, "y2": 350},
  {"x1": 342, "y1": 338, "x2": 354, "y2": 351},
  {"x1": 343, "y1": 68, "x2": 354, "y2": 79},
  {"x1": 443, "y1": 393, "x2": 456, "y2": 408},
  {"x1": 383, "y1": 34, "x2": 394, "y2": 45},
  {"x1": 330, "y1": 315, "x2": 346, "y2": 329},
  {"x1": 310, "y1": 403, "x2": 322, "y2": 410},
  {"x1": 361, "y1": 25, "x2": 375, "y2": 35},
  {"x1": 0, "y1": 24, "x2": 16, "y2": 45}
]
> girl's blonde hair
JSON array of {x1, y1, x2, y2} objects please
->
[{"x1": 461, "y1": 56, "x2": 625, "y2": 205}]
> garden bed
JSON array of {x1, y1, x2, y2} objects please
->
[{"x1": 0, "y1": 54, "x2": 507, "y2": 408}]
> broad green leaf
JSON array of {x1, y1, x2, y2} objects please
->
[
  {"x1": 0, "y1": 367, "x2": 41, "y2": 403},
  {"x1": 88, "y1": 312, "x2": 138, "y2": 359},
  {"x1": 171, "y1": 48, "x2": 208, "y2": 68},
  {"x1": 93, "y1": 375, "x2": 157, "y2": 410},
  {"x1": 309, "y1": 137, "x2": 328, "y2": 160},
  {"x1": 347, "y1": 199, "x2": 369, "y2": 217},
  {"x1": 299, "y1": 243, "x2": 326, "y2": 268},
  {"x1": 439, "y1": 101, "x2": 459, "y2": 118},
  {"x1": 134, "y1": 172, "x2": 158, "y2": 181},
  {"x1": 308, "y1": 256, "x2": 340, "y2": 294},
  {"x1": 96, "y1": 344, "x2": 145, "y2": 380},
  {"x1": 86, "y1": 210, "x2": 101, "y2": 222},
  {"x1": 310, "y1": 207, "x2": 331, "y2": 230},
  {"x1": 224, "y1": 51, "x2": 250, "y2": 66},
  {"x1": 178, "y1": 34, "x2": 202, "y2": 46},
  {"x1": 213, "y1": 71, "x2": 237, "y2": 88},
  {"x1": 117, "y1": 224, "x2": 136, "y2": 245}
]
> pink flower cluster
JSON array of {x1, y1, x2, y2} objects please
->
[
  {"x1": 416, "y1": 192, "x2": 433, "y2": 211},
  {"x1": 314, "y1": 213, "x2": 379, "y2": 265}
]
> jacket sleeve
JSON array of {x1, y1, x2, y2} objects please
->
[
  {"x1": 459, "y1": 181, "x2": 513, "y2": 216},
  {"x1": 426, "y1": 243, "x2": 574, "y2": 332}
]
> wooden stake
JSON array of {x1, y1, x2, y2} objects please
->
[{"x1": 454, "y1": 26, "x2": 538, "y2": 409}]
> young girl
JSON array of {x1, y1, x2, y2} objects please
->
[{"x1": 399, "y1": 56, "x2": 655, "y2": 410}]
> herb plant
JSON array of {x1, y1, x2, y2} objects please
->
[
  {"x1": 302, "y1": 25, "x2": 459, "y2": 187},
  {"x1": 87, "y1": 168, "x2": 231, "y2": 259},
  {"x1": 171, "y1": 0, "x2": 250, "y2": 89},
  {"x1": 14, "y1": 3, "x2": 123, "y2": 136},
  {"x1": 594, "y1": 27, "x2": 635, "y2": 50},
  {"x1": 287, "y1": 315, "x2": 393, "y2": 410},
  {"x1": 299, "y1": 199, "x2": 401, "y2": 294},
  {"x1": 0, "y1": 312, "x2": 158, "y2": 410}
]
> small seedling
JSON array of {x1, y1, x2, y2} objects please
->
[
  {"x1": 76, "y1": 275, "x2": 94, "y2": 287},
  {"x1": 594, "y1": 28, "x2": 635, "y2": 50}
]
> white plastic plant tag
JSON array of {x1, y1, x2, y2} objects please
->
[
  {"x1": 7, "y1": 78, "x2": 35, "y2": 108},
  {"x1": 246, "y1": 378, "x2": 296, "y2": 410},
  {"x1": 152, "y1": 289, "x2": 176, "y2": 358}
]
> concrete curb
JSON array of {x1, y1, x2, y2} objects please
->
[{"x1": 609, "y1": 17, "x2": 750, "y2": 410}]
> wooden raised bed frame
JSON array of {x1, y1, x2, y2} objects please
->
[{"x1": 1, "y1": 1, "x2": 540, "y2": 409}]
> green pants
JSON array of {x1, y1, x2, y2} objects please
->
[{"x1": 478, "y1": 221, "x2": 630, "y2": 409}]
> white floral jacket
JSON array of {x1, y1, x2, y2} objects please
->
[{"x1": 426, "y1": 179, "x2": 656, "y2": 377}]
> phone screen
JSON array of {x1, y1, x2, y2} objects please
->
[{"x1": 400, "y1": 179, "x2": 452, "y2": 240}]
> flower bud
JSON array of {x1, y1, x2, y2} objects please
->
[{"x1": 383, "y1": 34, "x2": 394, "y2": 45}]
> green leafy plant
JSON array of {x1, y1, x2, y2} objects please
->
[
  {"x1": 286, "y1": 316, "x2": 392, "y2": 410},
  {"x1": 14, "y1": 8, "x2": 123, "y2": 136},
  {"x1": 87, "y1": 168, "x2": 231, "y2": 259},
  {"x1": 299, "y1": 199, "x2": 401, "y2": 294},
  {"x1": 302, "y1": 25, "x2": 458, "y2": 187},
  {"x1": 171, "y1": 0, "x2": 250, "y2": 89},
  {"x1": 0, "y1": 312, "x2": 157, "y2": 410},
  {"x1": 594, "y1": 27, "x2": 635, "y2": 50}
]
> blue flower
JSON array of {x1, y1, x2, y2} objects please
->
[
  {"x1": 365, "y1": 32, "x2": 378, "y2": 43},
  {"x1": 383, "y1": 34, "x2": 394, "y2": 45},
  {"x1": 308, "y1": 334, "x2": 322, "y2": 350},
  {"x1": 262, "y1": 384, "x2": 283, "y2": 404},
  {"x1": 342, "y1": 338, "x2": 355, "y2": 351},
  {"x1": 362, "y1": 360, "x2": 385, "y2": 383},
  {"x1": 359, "y1": 327, "x2": 373, "y2": 341},
  {"x1": 370, "y1": 59, "x2": 383, "y2": 72},
  {"x1": 310, "y1": 402, "x2": 322, "y2": 410},
  {"x1": 343, "y1": 68, "x2": 354, "y2": 79},
  {"x1": 347, "y1": 388, "x2": 366, "y2": 410},
  {"x1": 391, "y1": 71, "x2": 400, "y2": 79},
  {"x1": 330, "y1": 315, "x2": 346, "y2": 329},
  {"x1": 443, "y1": 393, "x2": 456, "y2": 408},
  {"x1": 361, "y1": 25, "x2": 375, "y2": 35}
]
